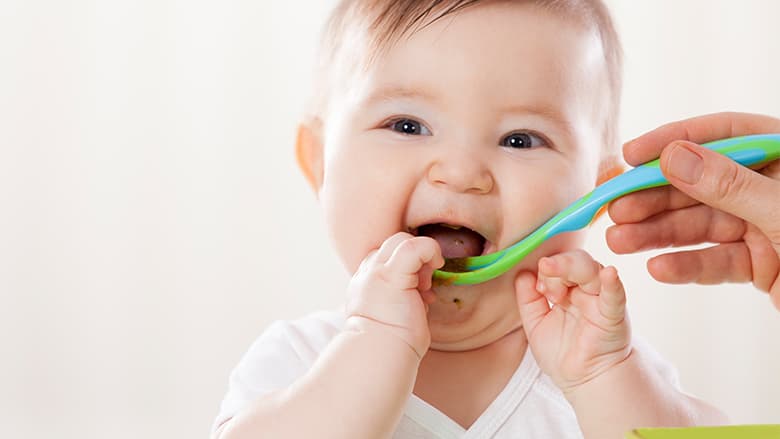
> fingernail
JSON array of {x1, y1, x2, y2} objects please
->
[{"x1": 667, "y1": 143, "x2": 703, "y2": 184}]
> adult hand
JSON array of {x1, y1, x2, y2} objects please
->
[{"x1": 606, "y1": 112, "x2": 780, "y2": 309}]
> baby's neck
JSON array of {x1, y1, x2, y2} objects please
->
[{"x1": 413, "y1": 327, "x2": 528, "y2": 429}]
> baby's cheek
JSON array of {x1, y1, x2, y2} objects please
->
[
  {"x1": 322, "y1": 188, "x2": 408, "y2": 275},
  {"x1": 538, "y1": 231, "x2": 588, "y2": 257},
  {"x1": 324, "y1": 210, "x2": 376, "y2": 274},
  {"x1": 504, "y1": 233, "x2": 588, "y2": 277}
]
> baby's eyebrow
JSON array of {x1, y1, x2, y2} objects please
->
[
  {"x1": 361, "y1": 85, "x2": 440, "y2": 107},
  {"x1": 500, "y1": 103, "x2": 575, "y2": 134}
]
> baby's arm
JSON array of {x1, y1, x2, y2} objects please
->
[
  {"x1": 515, "y1": 250, "x2": 725, "y2": 439},
  {"x1": 215, "y1": 233, "x2": 443, "y2": 439},
  {"x1": 563, "y1": 342, "x2": 725, "y2": 437}
]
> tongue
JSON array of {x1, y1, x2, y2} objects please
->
[{"x1": 417, "y1": 224, "x2": 485, "y2": 259}]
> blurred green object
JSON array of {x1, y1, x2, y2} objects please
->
[{"x1": 626, "y1": 425, "x2": 780, "y2": 438}]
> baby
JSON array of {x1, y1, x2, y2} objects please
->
[{"x1": 213, "y1": 1, "x2": 725, "y2": 437}]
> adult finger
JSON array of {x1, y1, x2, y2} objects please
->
[
  {"x1": 623, "y1": 112, "x2": 780, "y2": 166},
  {"x1": 606, "y1": 204, "x2": 746, "y2": 254},
  {"x1": 659, "y1": 140, "x2": 780, "y2": 243},
  {"x1": 647, "y1": 227, "x2": 778, "y2": 293},
  {"x1": 608, "y1": 185, "x2": 697, "y2": 224},
  {"x1": 646, "y1": 243, "x2": 752, "y2": 285}
]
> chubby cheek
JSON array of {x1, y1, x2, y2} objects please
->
[
  {"x1": 319, "y1": 144, "x2": 420, "y2": 274},
  {"x1": 500, "y1": 158, "x2": 595, "y2": 244}
]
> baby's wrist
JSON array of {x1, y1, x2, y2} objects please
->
[
  {"x1": 562, "y1": 346, "x2": 636, "y2": 406},
  {"x1": 344, "y1": 315, "x2": 430, "y2": 360}
]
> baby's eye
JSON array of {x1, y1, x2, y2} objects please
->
[
  {"x1": 387, "y1": 118, "x2": 432, "y2": 136},
  {"x1": 500, "y1": 131, "x2": 546, "y2": 149}
]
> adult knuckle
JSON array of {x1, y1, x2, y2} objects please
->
[
  {"x1": 712, "y1": 161, "x2": 744, "y2": 201},
  {"x1": 766, "y1": 228, "x2": 780, "y2": 247}
]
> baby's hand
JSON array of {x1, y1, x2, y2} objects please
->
[
  {"x1": 514, "y1": 250, "x2": 631, "y2": 395},
  {"x1": 345, "y1": 232, "x2": 444, "y2": 359}
]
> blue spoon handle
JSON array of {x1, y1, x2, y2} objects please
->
[
  {"x1": 547, "y1": 133, "x2": 780, "y2": 237},
  {"x1": 434, "y1": 134, "x2": 780, "y2": 286}
]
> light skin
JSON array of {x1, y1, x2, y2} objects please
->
[
  {"x1": 215, "y1": 4, "x2": 725, "y2": 439},
  {"x1": 607, "y1": 112, "x2": 780, "y2": 309}
]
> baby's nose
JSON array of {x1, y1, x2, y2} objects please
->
[{"x1": 427, "y1": 151, "x2": 494, "y2": 194}]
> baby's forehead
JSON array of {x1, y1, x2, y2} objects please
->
[
  {"x1": 310, "y1": 1, "x2": 620, "y2": 112},
  {"x1": 350, "y1": 2, "x2": 596, "y2": 76},
  {"x1": 354, "y1": 7, "x2": 605, "y2": 103}
]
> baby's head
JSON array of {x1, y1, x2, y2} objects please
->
[{"x1": 296, "y1": 0, "x2": 623, "y2": 350}]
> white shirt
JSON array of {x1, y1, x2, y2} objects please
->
[{"x1": 213, "y1": 309, "x2": 680, "y2": 438}]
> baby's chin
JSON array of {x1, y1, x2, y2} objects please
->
[
  {"x1": 426, "y1": 277, "x2": 522, "y2": 352},
  {"x1": 425, "y1": 234, "x2": 585, "y2": 351}
]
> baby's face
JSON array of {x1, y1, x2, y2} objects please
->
[{"x1": 314, "y1": 3, "x2": 613, "y2": 351}]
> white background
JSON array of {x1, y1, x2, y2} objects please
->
[{"x1": 1, "y1": 1, "x2": 779, "y2": 438}]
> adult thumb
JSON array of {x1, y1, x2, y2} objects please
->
[{"x1": 660, "y1": 140, "x2": 780, "y2": 240}]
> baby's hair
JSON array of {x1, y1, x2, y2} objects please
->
[{"x1": 307, "y1": 0, "x2": 623, "y2": 152}]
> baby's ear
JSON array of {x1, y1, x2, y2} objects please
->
[
  {"x1": 596, "y1": 155, "x2": 625, "y2": 186},
  {"x1": 295, "y1": 119, "x2": 324, "y2": 194},
  {"x1": 592, "y1": 155, "x2": 625, "y2": 222}
]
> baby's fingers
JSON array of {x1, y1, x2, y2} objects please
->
[
  {"x1": 598, "y1": 266, "x2": 626, "y2": 323},
  {"x1": 515, "y1": 271, "x2": 550, "y2": 337},
  {"x1": 375, "y1": 232, "x2": 417, "y2": 263},
  {"x1": 538, "y1": 250, "x2": 603, "y2": 299},
  {"x1": 385, "y1": 236, "x2": 444, "y2": 288}
]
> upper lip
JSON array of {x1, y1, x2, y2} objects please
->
[{"x1": 407, "y1": 216, "x2": 495, "y2": 245}]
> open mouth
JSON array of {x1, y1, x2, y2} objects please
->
[{"x1": 413, "y1": 223, "x2": 487, "y2": 259}]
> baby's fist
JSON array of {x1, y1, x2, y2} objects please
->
[
  {"x1": 346, "y1": 232, "x2": 444, "y2": 358},
  {"x1": 516, "y1": 250, "x2": 631, "y2": 393}
]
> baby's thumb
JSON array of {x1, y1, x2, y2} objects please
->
[
  {"x1": 660, "y1": 141, "x2": 780, "y2": 240},
  {"x1": 514, "y1": 271, "x2": 549, "y2": 336}
]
